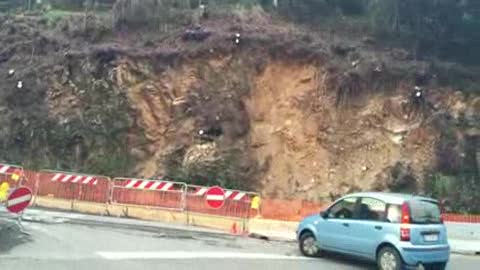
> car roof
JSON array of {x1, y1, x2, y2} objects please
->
[{"x1": 341, "y1": 192, "x2": 437, "y2": 205}]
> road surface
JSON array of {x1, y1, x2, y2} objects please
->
[{"x1": 0, "y1": 209, "x2": 479, "y2": 270}]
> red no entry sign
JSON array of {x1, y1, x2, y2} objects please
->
[
  {"x1": 205, "y1": 186, "x2": 225, "y2": 209},
  {"x1": 6, "y1": 186, "x2": 32, "y2": 213}
]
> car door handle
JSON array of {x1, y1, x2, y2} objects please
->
[
  {"x1": 342, "y1": 223, "x2": 349, "y2": 227},
  {"x1": 374, "y1": 225, "x2": 383, "y2": 230}
]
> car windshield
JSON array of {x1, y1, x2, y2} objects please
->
[{"x1": 409, "y1": 200, "x2": 442, "y2": 224}]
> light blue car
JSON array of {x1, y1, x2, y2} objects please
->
[{"x1": 297, "y1": 192, "x2": 450, "y2": 270}]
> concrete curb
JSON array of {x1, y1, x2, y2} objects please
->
[
  {"x1": 450, "y1": 249, "x2": 479, "y2": 256},
  {"x1": 32, "y1": 196, "x2": 246, "y2": 234}
]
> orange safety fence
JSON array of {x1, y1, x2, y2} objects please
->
[
  {"x1": 442, "y1": 213, "x2": 480, "y2": 223},
  {"x1": 260, "y1": 198, "x2": 327, "y2": 222},
  {"x1": 36, "y1": 170, "x2": 110, "y2": 203},
  {"x1": 4, "y1": 165, "x2": 480, "y2": 224},
  {"x1": 22, "y1": 170, "x2": 38, "y2": 194},
  {"x1": 111, "y1": 178, "x2": 186, "y2": 210},
  {"x1": 185, "y1": 185, "x2": 258, "y2": 218}
]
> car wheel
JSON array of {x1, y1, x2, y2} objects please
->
[
  {"x1": 424, "y1": 262, "x2": 447, "y2": 270},
  {"x1": 377, "y1": 246, "x2": 403, "y2": 270},
  {"x1": 299, "y1": 232, "x2": 321, "y2": 257}
]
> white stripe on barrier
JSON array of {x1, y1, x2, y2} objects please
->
[
  {"x1": 233, "y1": 192, "x2": 245, "y2": 201},
  {"x1": 52, "y1": 173, "x2": 62, "y2": 181},
  {"x1": 125, "y1": 180, "x2": 138, "y2": 188},
  {"x1": 197, "y1": 187, "x2": 208, "y2": 196},
  {"x1": 72, "y1": 176, "x2": 83, "y2": 183},
  {"x1": 0, "y1": 165, "x2": 10, "y2": 174},
  {"x1": 224, "y1": 191, "x2": 233, "y2": 199},
  {"x1": 61, "y1": 175, "x2": 74, "y2": 183},
  {"x1": 138, "y1": 181, "x2": 150, "y2": 189},
  {"x1": 82, "y1": 177, "x2": 94, "y2": 184},
  {"x1": 160, "y1": 182, "x2": 173, "y2": 191},
  {"x1": 150, "y1": 182, "x2": 162, "y2": 190}
]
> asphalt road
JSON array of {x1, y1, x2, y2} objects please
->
[{"x1": 0, "y1": 210, "x2": 479, "y2": 270}]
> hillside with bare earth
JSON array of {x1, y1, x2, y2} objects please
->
[{"x1": 0, "y1": 5, "x2": 479, "y2": 208}]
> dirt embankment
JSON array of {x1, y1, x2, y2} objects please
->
[{"x1": 0, "y1": 14, "x2": 478, "y2": 201}]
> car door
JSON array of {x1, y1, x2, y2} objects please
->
[
  {"x1": 316, "y1": 196, "x2": 359, "y2": 253},
  {"x1": 347, "y1": 197, "x2": 388, "y2": 259}
]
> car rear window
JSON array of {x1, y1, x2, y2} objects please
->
[{"x1": 409, "y1": 200, "x2": 442, "y2": 224}]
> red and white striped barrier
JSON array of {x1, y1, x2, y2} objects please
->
[
  {"x1": 189, "y1": 186, "x2": 248, "y2": 201},
  {"x1": 118, "y1": 179, "x2": 176, "y2": 191},
  {"x1": 224, "y1": 190, "x2": 248, "y2": 201},
  {"x1": 35, "y1": 170, "x2": 111, "y2": 204},
  {"x1": 51, "y1": 173, "x2": 98, "y2": 185},
  {"x1": 191, "y1": 186, "x2": 208, "y2": 196},
  {"x1": 0, "y1": 164, "x2": 18, "y2": 174},
  {"x1": 111, "y1": 178, "x2": 186, "y2": 210},
  {"x1": 0, "y1": 164, "x2": 21, "y2": 175}
]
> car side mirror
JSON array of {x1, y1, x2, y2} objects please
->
[{"x1": 320, "y1": 211, "x2": 328, "y2": 219}]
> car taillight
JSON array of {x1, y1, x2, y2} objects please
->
[{"x1": 400, "y1": 202, "x2": 411, "y2": 242}]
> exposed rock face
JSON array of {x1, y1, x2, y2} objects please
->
[{"x1": 0, "y1": 15, "x2": 478, "y2": 201}]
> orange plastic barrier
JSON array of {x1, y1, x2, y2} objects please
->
[
  {"x1": 442, "y1": 213, "x2": 480, "y2": 223},
  {"x1": 22, "y1": 169, "x2": 38, "y2": 194},
  {"x1": 111, "y1": 178, "x2": 186, "y2": 210},
  {"x1": 260, "y1": 199, "x2": 326, "y2": 221},
  {"x1": 36, "y1": 170, "x2": 110, "y2": 203},
  {"x1": 185, "y1": 185, "x2": 258, "y2": 218}
]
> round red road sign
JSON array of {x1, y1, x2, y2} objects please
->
[
  {"x1": 205, "y1": 186, "x2": 225, "y2": 209},
  {"x1": 6, "y1": 186, "x2": 32, "y2": 214}
]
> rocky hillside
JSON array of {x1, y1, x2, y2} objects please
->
[{"x1": 0, "y1": 7, "x2": 479, "y2": 207}]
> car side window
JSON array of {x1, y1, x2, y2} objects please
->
[
  {"x1": 328, "y1": 197, "x2": 357, "y2": 219},
  {"x1": 386, "y1": 204, "x2": 401, "y2": 223},
  {"x1": 358, "y1": 197, "x2": 387, "y2": 221}
]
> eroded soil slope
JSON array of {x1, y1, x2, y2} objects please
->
[{"x1": 0, "y1": 14, "x2": 479, "y2": 200}]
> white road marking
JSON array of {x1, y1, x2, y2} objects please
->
[{"x1": 96, "y1": 251, "x2": 312, "y2": 260}]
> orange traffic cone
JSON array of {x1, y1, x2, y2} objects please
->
[
  {"x1": 230, "y1": 222, "x2": 238, "y2": 235},
  {"x1": 241, "y1": 225, "x2": 249, "y2": 237}
]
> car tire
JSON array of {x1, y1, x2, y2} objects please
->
[
  {"x1": 424, "y1": 262, "x2": 447, "y2": 270},
  {"x1": 377, "y1": 246, "x2": 403, "y2": 270},
  {"x1": 299, "y1": 231, "x2": 322, "y2": 257}
]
